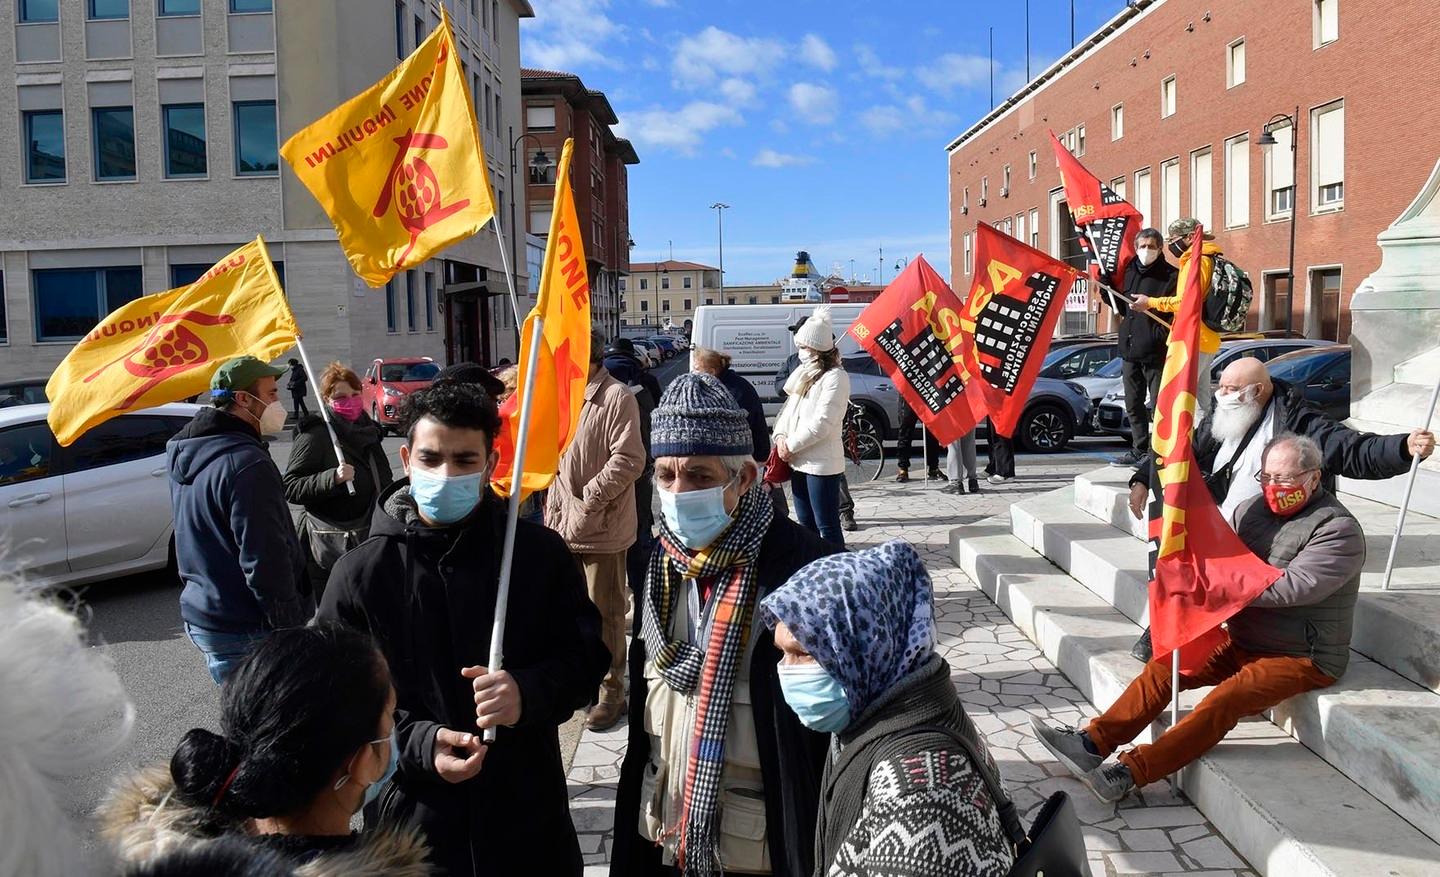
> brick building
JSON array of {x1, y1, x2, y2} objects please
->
[
  {"x1": 947, "y1": 0, "x2": 1440, "y2": 342},
  {"x1": 521, "y1": 69, "x2": 637, "y2": 338}
]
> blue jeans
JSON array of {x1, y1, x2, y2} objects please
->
[
  {"x1": 791, "y1": 471, "x2": 845, "y2": 548},
  {"x1": 184, "y1": 622, "x2": 268, "y2": 685}
]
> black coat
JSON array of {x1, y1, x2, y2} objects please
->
[
  {"x1": 1114, "y1": 257, "x2": 1177, "y2": 363},
  {"x1": 610, "y1": 515, "x2": 843, "y2": 877},
  {"x1": 317, "y1": 483, "x2": 609, "y2": 877},
  {"x1": 283, "y1": 413, "x2": 393, "y2": 523},
  {"x1": 1132, "y1": 377, "x2": 1414, "y2": 498},
  {"x1": 287, "y1": 363, "x2": 307, "y2": 393},
  {"x1": 718, "y1": 366, "x2": 772, "y2": 461}
]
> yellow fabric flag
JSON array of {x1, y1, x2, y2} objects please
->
[
  {"x1": 279, "y1": 9, "x2": 495, "y2": 286},
  {"x1": 492, "y1": 139, "x2": 591, "y2": 495},
  {"x1": 46, "y1": 237, "x2": 299, "y2": 447}
]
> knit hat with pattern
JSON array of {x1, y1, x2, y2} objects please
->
[
  {"x1": 794, "y1": 305, "x2": 836, "y2": 351},
  {"x1": 651, "y1": 372, "x2": 753, "y2": 457}
]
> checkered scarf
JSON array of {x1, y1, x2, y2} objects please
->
[{"x1": 641, "y1": 483, "x2": 773, "y2": 877}]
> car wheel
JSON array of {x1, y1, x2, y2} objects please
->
[{"x1": 1018, "y1": 403, "x2": 1073, "y2": 453}]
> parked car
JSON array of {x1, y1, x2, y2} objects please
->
[
  {"x1": 0, "y1": 402, "x2": 202, "y2": 588},
  {"x1": 0, "y1": 379, "x2": 49, "y2": 408},
  {"x1": 631, "y1": 339, "x2": 661, "y2": 368},
  {"x1": 1069, "y1": 356, "x2": 1125, "y2": 431},
  {"x1": 1038, "y1": 341, "x2": 1119, "y2": 380},
  {"x1": 1092, "y1": 337, "x2": 1336, "y2": 437},
  {"x1": 361, "y1": 357, "x2": 439, "y2": 433},
  {"x1": 648, "y1": 336, "x2": 681, "y2": 359},
  {"x1": 1265, "y1": 345, "x2": 1351, "y2": 420}
]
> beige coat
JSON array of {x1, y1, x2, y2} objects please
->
[{"x1": 545, "y1": 367, "x2": 646, "y2": 555}]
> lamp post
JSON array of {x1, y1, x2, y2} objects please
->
[
  {"x1": 894, "y1": 257, "x2": 908, "y2": 276},
  {"x1": 1258, "y1": 107, "x2": 1300, "y2": 338},
  {"x1": 507, "y1": 126, "x2": 551, "y2": 337},
  {"x1": 710, "y1": 202, "x2": 729, "y2": 300}
]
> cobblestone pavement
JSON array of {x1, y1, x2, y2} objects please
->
[{"x1": 566, "y1": 452, "x2": 1258, "y2": 876}]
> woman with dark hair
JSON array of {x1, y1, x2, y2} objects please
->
[
  {"x1": 284, "y1": 362, "x2": 393, "y2": 596},
  {"x1": 773, "y1": 306, "x2": 851, "y2": 547},
  {"x1": 100, "y1": 625, "x2": 432, "y2": 875}
]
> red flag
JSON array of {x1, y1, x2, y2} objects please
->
[
  {"x1": 1051, "y1": 131, "x2": 1143, "y2": 290},
  {"x1": 1149, "y1": 225, "x2": 1280, "y2": 668}
]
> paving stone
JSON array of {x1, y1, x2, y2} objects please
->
[
  {"x1": 1181, "y1": 837, "x2": 1246, "y2": 869},
  {"x1": 1169, "y1": 825, "x2": 1211, "y2": 844},
  {"x1": 1111, "y1": 851, "x2": 1182, "y2": 872},
  {"x1": 1120, "y1": 828, "x2": 1174, "y2": 851},
  {"x1": 1120, "y1": 806, "x2": 1206, "y2": 829}
]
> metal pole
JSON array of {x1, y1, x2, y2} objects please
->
[
  {"x1": 1026, "y1": 0, "x2": 1031, "y2": 81},
  {"x1": 483, "y1": 314, "x2": 545, "y2": 743},
  {"x1": 1285, "y1": 106, "x2": 1299, "y2": 338},
  {"x1": 1382, "y1": 372, "x2": 1440, "y2": 590},
  {"x1": 1170, "y1": 649, "x2": 1180, "y2": 790},
  {"x1": 1071, "y1": 0, "x2": 1075, "y2": 47},
  {"x1": 293, "y1": 340, "x2": 356, "y2": 497},
  {"x1": 989, "y1": 27, "x2": 994, "y2": 108}
]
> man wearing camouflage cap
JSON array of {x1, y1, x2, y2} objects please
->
[{"x1": 1130, "y1": 216, "x2": 1222, "y2": 413}]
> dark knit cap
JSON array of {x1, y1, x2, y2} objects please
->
[
  {"x1": 651, "y1": 372, "x2": 753, "y2": 458},
  {"x1": 434, "y1": 361, "x2": 506, "y2": 398}
]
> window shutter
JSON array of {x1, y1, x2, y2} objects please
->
[{"x1": 1315, "y1": 103, "x2": 1344, "y2": 187}]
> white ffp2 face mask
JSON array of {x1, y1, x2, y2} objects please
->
[{"x1": 1136, "y1": 247, "x2": 1159, "y2": 266}]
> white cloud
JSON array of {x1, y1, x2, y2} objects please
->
[
  {"x1": 752, "y1": 149, "x2": 814, "y2": 168},
  {"x1": 854, "y1": 43, "x2": 904, "y2": 81},
  {"x1": 799, "y1": 34, "x2": 837, "y2": 71},
  {"x1": 720, "y1": 78, "x2": 758, "y2": 106},
  {"x1": 788, "y1": 82, "x2": 838, "y2": 124},
  {"x1": 612, "y1": 101, "x2": 744, "y2": 155},
  {"x1": 860, "y1": 96, "x2": 958, "y2": 138},
  {"x1": 643, "y1": 0, "x2": 674, "y2": 6},
  {"x1": 860, "y1": 105, "x2": 906, "y2": 135},
  {"x1": 916, "y1": 52, "x2": 991, "y2": 94},
  {"x1": 672, "y1": 26, "x2": 784, "y2": 87},
  {"x1": 521, "y1": 0, "x2": 624, "y2": 71}
]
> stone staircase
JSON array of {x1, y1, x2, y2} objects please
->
[{"x1": 952, "y1": 466, "x2": 1440, "y2": 876}]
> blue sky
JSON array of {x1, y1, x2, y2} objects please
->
[{"x1": 520, "y1": 1, "x2": 1128, "y2": 287}]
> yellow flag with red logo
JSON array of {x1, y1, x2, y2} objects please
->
[
  {"x1": 279, "y1": 8, "x2": 494, "y2": 287},
  {"x1": 46, "y1": 237, "x2": 299, "y2": 446},
  {"x1": 492, "y1": 139, "x2": 591, "y2": 495}
]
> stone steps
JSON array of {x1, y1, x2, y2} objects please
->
[
  {"x1": 1005, "y1": 477, "x2": 1440, "y2": 848},
  {"x1": 951, "y1": 517, "x2": 1440, "y2": 876}
]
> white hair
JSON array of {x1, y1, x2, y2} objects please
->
[{"x1": 0, "y1": 581, "x2": 135, "y2": 877}]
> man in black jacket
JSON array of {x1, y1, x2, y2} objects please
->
[
  {"x1": 602, "y1": 337, "x2": 662, "y2": 604},
  {"x1": 286, "y1": 358, "x2": 310, "y2": 420},
  {"x1": 1111, "y1": 228, "x2": 1176, "y2": 465},
  {"x1": 317, "y1": 381, "x2": 607, "y2": 876}
]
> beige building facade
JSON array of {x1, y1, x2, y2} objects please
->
[{"x1": 621, "y1": 259, "x2": 724, "y2": 333}]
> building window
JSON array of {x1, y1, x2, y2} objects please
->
[
  {"x1": 424, "y1": 272, "x2": 435, "y2": 331},
  {"x1": 1315, "y1": 0, "x2": 1338, "y2": 47},
  {"x1": 1160, "y1": 158, "x2": 1181, "y2": 231},
  {"x1": 1265, "y1": 122, "x2": 1294, "y2": 219},
  {"x1": 492, "y1": 0, "x2": 499, "y2": 41},
  {"x1": 980, "y1": 176, "x2": 988, "y2": 205},
  {"x1": 1312, "y1": 267, "x2": 1342, "y2": 339},
  {"x1": 1028, "y1": 151, "x2": 1037, "y2": 180},
  {"x1": 1028, "y1": 208, "x2": 1039, "y2": 248},
  {"x1": 963, "y1": 233, "x2": 973, "y2": 274},
  {"x1": 24, "y1": 110, "x2": 66, "y2": 184},
  {"x1": 619, "y1": 278, "x2": 627, "y2": 292},
  {"x1": 233, "y1": 101, "x2": 278, "y2": 176},
  {"x1": 92, "y1": 107, "x2": 136, "y2": 181},
  {"x1": 620, "y1": 298, "x2": 627, "y2": 312},
  {"x1": 405, "y1": 271, "x2": 418, "y2": 332},
  {"x1": 1111, "y1": 177, "x2": 1127, "y2": 200},
  {"x1": 496, "y1": 187, "x2": 503, "y2": 231},
  {"x1": 662, "y1": 300, "x2": 671, "y2": 312},
  {"x1": 1016, "y1": 212, "x2": 1027, "y2": 246},
  {"x1": 89, "y1": 0, "x2": 129, "y2": 20},
  {"x1": 529, "y1": 208, "x2": 552, "y2": 234},
  {"x1": 770, "y1": 295, "x2": 780, "y2": 304},
  {"x1": 1134, "y1": 167, "x2": 1153, "y2": 228},
  {"x1": 526, "y1": 104, "x2": 556, "y2": 131},
  {"x1": 158, "y1": 0, "x2": 200, "y2": 15},
  {"x1": 162, "y1": 104, "x2": 207, "y2": 177},
  {"x1": 639, "y1": 278, "x2": 648, "y2": 290},
  {"x1": 1002, "y1": 164, "x2": 1011, "y2": 195},
  {"x1": 1076, "y1": 125, "x2": 1086, "y2": 156},
  {"x1": 528, "y1": 150, "x2": 555, "y2": 184},
  {"x1": 413, "y1": 14, "x2": 424, "y2": 48},
  {"x1": 639, "y1": 300, "x2": 648, "y2": 312},
  {"x1": 169, "y1": 263, "x2": 209, "y2": 287},
  {"x1": 1160, "y1": 76, "x2": 1177, "y2": 118},
  {"x1": 495, "y1": 93, "x2": 502, "y2": 133},
  {"x1": 704, "y1": 298, "x2": 714, "y2": 305},
  {"x1": 483, "y1": 83, "x2": 493, "y2": 133},
  {"x1": 1227, "y1": 39, "x2": 1246, "y2": 87},
  {"x1": 661, "y1": 276, "x2": 670, "y2": 290},
  {"x1": 962, "y1": 186, "x2": 970, "y2": 210},
  {"x1": 683, "y1": 298, "x2": 692, "y2": 310},
  {"x1": 230, "y1": 0, "x2": 272, "y2": 11},
  {"x1": 1191, "y1": 147, "x2": 1213, "y2": 231},
  {"x1": 385, "y1": 278, "x2": 398, "y2": 332},
  {"x1": 1312, "y1": 100, "x2": 1344, "y2": 210},
  {"x1": 727, "y1": 297, "x2": 736, "y2": 305},
  {"x1": 1111, "y1": 103, "x2": 1124, "y2": 140},
  {"x1": 394, "y1": 1, "x2": 406, "y2": 57},
  {"x1": 683, "y1": 276, "x2": 692, "y2": 289},
  {"x1": 20, "y1": 0, "x2": 59, "y2": 22},
  {"x1": 1225, "y1": 135, "x2": 1250, "y2": 228},
  {"x1": 32, "y1": 267, "x2": 142, "y2": 342}
]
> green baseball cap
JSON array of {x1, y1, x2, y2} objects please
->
[
  {"x1": 1166, "y1": 217, "x2": 1214, "y2": 240},
  {"x1": 210, "y1": 355, "x2": 287, "y2": 392}
]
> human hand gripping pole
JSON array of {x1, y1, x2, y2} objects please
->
[
  {"x1": 292, "y1": 339, "x2": 356, "y2": 496},
  {"x1": 480, "y1": 315, "x2": 545, "y2": 742}
]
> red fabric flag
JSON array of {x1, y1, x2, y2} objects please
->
[
  {"x1": 1051, "y1": 130, "x2": 1143, "y2": 290},
  {"x1": 1149, "y1": 225, "x2": 1281, "y2": 669}
]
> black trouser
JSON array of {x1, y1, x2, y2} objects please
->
[
  {"x1": 985, "y1": 431, "x2": 1015, "y2": 477},
  {"x1": 291, "y1": 390, "x2": 310, "y2": 419},
  {"x1": 625, "y1": 476, "x2": 654, "y2": 612},
  {"x1": 1122, "y1": 359, "x2": 1164, "y2": 454},
  {"x1": 838, "y1": 473, "x2": 854, "y2": 517},
  {"x1": 896, "y1": 405, "x2": 941, "y2": 472}
]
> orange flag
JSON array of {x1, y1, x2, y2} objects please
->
[
  {"x1": 1149, "y1": 224, "x2": 1280, "y2": 668},
  {"x1": 491, "y1": 138, "x2": 590, "y2": 496},
  {"x1": 46, "y1": 237, "x2": 298, "y2": 446}
]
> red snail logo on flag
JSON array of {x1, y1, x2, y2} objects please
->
[{"x1": 83, "y1": 311, "x2": 237, "y2": 410}]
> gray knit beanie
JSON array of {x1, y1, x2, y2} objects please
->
[{"x1": 651, "y1": 372, "x2": 753, "y2": 458}]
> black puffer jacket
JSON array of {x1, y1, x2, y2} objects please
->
[
  {"x1": 283, "y1": 413, "x2": 393, "y2": 523},
  {"x1": 1114, "y1": 256, "x2": 1177, "y2": 363}
]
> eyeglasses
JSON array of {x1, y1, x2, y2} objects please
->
[{"x1": 1255, "y1": 469, "x2": 1317, "y2": 487}]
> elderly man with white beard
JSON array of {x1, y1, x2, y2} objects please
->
[{"x1": 1123, "y1": 356, "x2": 1436, "y2": 661}]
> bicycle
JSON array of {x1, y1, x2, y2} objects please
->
[{"x1": 843, "y1": 401, "x2": 885, "y2": 483}]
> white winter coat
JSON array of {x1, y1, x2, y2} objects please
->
[{"x1": 774, "y1": 364, "x2": 850, "y2": 476}]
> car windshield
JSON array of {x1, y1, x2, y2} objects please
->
[
  {"x1": 1094, "y1": 357, "x2": 1124, "y2": 378},
  {"x1": 1042, "y1": 347, "x2": 1078, "y2": 368},
  {"x1": 1268, "y1": 351, "x2": 1343, "y2": 384},
  {"x1": 381, "y1": 362, "x2": 439, "y2": 382}
]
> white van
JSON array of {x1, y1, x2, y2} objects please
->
[{"x1": 690, "y1": 303, "x2": 868, "y2": 417}]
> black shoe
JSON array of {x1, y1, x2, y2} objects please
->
[
  {"x1": 940, "y1": 483, "x2": 962, "y2": 495},
  {"x1": 1131, "y1": 627, "x2": 1153, "y2": 663},
  {"x1": 967, "y1": 477, "x2": 981, "y2": 494},
  {"x1": 895, "y1": 468, "x2": 910, "y2": 483},
  {"x1": 927, "y1": 468, "x2": 948, "y2": 482},
  {"x1": 840, "y1": 513, "x2": 858, "y2": 532},
  {"x1": 1111, "y1": 449, "x2": 1145, "y2": 467}
]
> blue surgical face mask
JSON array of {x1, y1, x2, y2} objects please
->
[
  {"x1": 658, "y1": 479, "x2": 737, "y2": 550},
  {"x1": 776, "y1": 663, "x2": 851, "y2": 733},
  {"x1": 408, "y1": 466, "x2": 486, "y2": 525},
  {"x1": 363, "y1": 730, "x2": 399, "y2": 807}
]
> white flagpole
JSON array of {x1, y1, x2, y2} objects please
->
[
  {"x1": 292, "y1": 339, "x2": 355, "y2": 496},
  {"x1": 490, "y1": 218, "x2": 524, "y2": 328},
  {"x1": 1170, "y1": 649, "x2": 1180, "y2": 790},
  {"x1": 1381, "y1": 372, "x2": 1440, "y2": 590},
  {"x1": 483, "y1": 314, "x2": 544, "y2": 743}
]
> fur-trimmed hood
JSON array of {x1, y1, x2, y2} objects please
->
[{"x1": 97, "y1": 765, "x2": 432, "y2": 877}]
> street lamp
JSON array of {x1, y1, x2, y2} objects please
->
[
  {"x1": 894, "y1": 257, "x2": 908, "y2": 275},
  {"x1": 710, "y1": 203, "x2": 729, "y2": 299},
  {"x1": 508, "y1": 126, "x2": 551, "y2": 337},
  {"x1": 1258, "y1": 107, "x2": 1300, "y2": 338}
]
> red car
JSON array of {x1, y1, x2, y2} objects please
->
[{"x1": 362, "y1": 357, "x2": 440, "y2": 432}]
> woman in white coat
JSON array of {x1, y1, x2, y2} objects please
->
[{"x1": 773, "y1": 306, "x2": 851, "y2": 547}]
